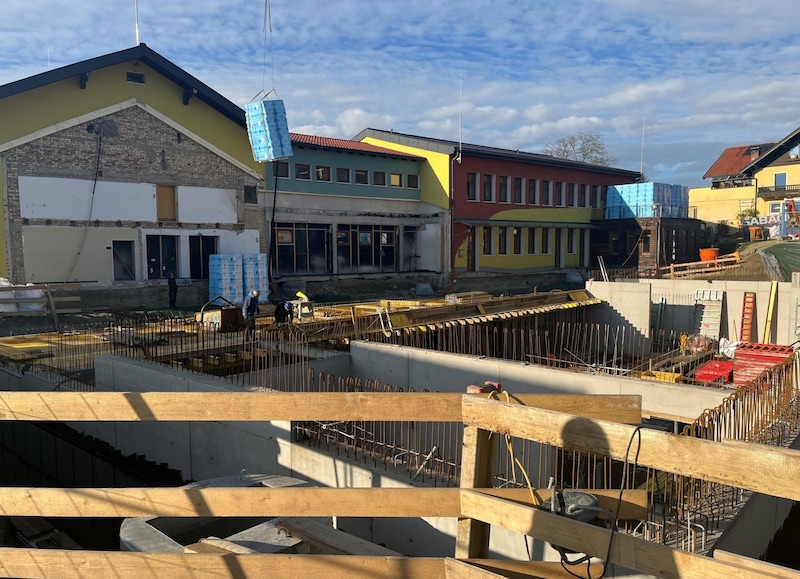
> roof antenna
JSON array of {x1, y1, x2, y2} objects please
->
[
  {"x1": 456, "y1": 75, "x2": 463, "y2": 164},
  {"x1": 639, "y1": 116, "x2": 645, "y2": 181},
  {"x1": 134, "y1": 0, "x2": 140, "y2": 45}
]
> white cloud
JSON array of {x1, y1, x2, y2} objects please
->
[{"x1": 2, "y1": 0, "x2": 800, "y2": 188}]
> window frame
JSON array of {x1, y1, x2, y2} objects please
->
[
  {"x1": 483, "y1": 174, "x2": 495, "y2": 202},
  {"x1": 467, "y1": 173, "x2": 478, "y2": 201},
  {"x1": 407, "y1": 174, "x2": 420, "y2": 189},
  {"x1": 316, "y1": 165, "x2": 331, "y2": 182},
  {"x1": 295, "y1": 163, "x2": 311, "y2": 180},
  {"x1": 354, "y1": 169, "x2": 369, "y2": 185},
  {"x1": 336, "y1": 167, "x2": 351, "y2": 184},
  {"x1": 374, "y1": 171, "x2": 387, "y2": 187},
  {"x1": 390, "y1": 173, "x2": 403, "y2": 187},
  {"x1": 482, "y1": 226, "x2": 493, "y2": 255},
  {"x1": 499, "y1": 176, "x2": 510, "y2": 203}
]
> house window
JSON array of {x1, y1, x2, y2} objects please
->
[
  {"x1": 157, "y1": 185, "x2": 176, "y2": 222},
  {"x1": 244, "y1": 185, "x2": 257, "y2": 204},
  {"x1": 591, "y1": 185, "x2": 601, "y2": 208},
  {"x1": 146, "y1": 235, "x2": 178, "y2": 280},
  {"x1": 374, "y1": 171, "x2": 386, "y2": 186},
  {"x1": 112, "y1": 240, "x2": 135, "y2": 281},
  {"x1": 769, "y1": 202, "x2": 782, "y2": 214},
  {"x1": 337, "y1": 167, "x2": 351, "y2": 183},
  {"x1": 316, "y1": 166, "x2": 331, "y2": 181},
  {"x1": 189, "y1": 234, "x2": 218, "y2": 279},
  {"x1": 407, "y1": 174, "x2": 419, "y2": 189},
  {"x1": 554, "y1": 182, "x2": 564, "y2": 206},
  {"x1": 541, "y1": 228, "x2": 550, "y2": 254},
  {"x1": 295, "y1": 163, "x2": 311, "y2": 180},
  {"x1": 276, "y1": 161, "x2": 289, "y2": 178},
  {"x1": 355, "y1": 169, "x2": 368, "y2": 185},
  {"x1": 527, "y1": 179, "x2": 538, "y2": 205},
  {"x1": 567, "y1": 183, "x2": 576, "y2": 207},
  {"x1": 498, "y1": 227, "x2": 508, "y2": 254},
  {"x1": 775, "y1": 173, "x2": 787, "y2": 188},
  {"x1": 567, "y1": 228, "x2": 576, "y2": 253},
  {"x1": 579, "y1": 184, "x2": 589, "y2": 207},
  {"x1": 513, "y1": 227, "x2": 521, "y2": 254},
  {"x1": 541, "y1": 180, "x2": 551, "y2": 205},
  {"x1": 499, "y1": 176, "x2": 509, "y2": 203},
  {"x1": 641, "y1": 231, "x2": 651, "y2": 255},
  {"x1": 126, "y1": 71, "x2": 145, "y2": 84},
  {"x1": 483, "y1": 227, "x2": 493, "y2": 255},
  {"x1": 390, "y1": 173, "x2": 403, "y2": 187},
  {"x1": 483, "y1": 174, "x2": 495, "y2": 202},
  {"x1": 336, "y1": 224, "x2": 397, "y2": 273},
  {"x1": 275, "y1": 222, "x2": 331, "y2": 275},
  {"x1": 527, "y1": 227, "x2": 537, "y2": 254},
  {"x1": 467, "y1": 173, "x2": 477, "y2": 201},
  {"x1": 514, "y1": 177, "x2": 523, "y2": 203}
]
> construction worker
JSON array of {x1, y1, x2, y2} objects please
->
[{"x1": 242, "y1": 290, "x2": 260, "y2": 332}]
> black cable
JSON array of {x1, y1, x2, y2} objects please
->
[{"x1": 266, "y1": 160, "x2": 279, "y2": 283}]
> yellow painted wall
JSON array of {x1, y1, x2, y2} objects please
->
[
  {"x1": 493, "y1": 207, "x2": 592, "y2": 224},
  {"x1": 689, "y1": 185, "x2": 756, "y2": 225},
  {"x1": 0, "y1": 62, "x2": 260, "y2": 174},
  {"x1": 477, "y1": 226, "x2": 579, "y2": 270},
  {"x1": 360, "y1": 137, "x2": 450, "y2": 209}
]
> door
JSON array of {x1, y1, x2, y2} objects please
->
[
  {"x1": 112, "y1": 241, "x2": 135, "y2": 281},
  {"x1": 146, "y1": 235, "x2": 178, "y2": 279}
]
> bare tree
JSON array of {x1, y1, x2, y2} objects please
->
[{"x1": 542, "y1": 130, "x2": 617, "y2": 166}]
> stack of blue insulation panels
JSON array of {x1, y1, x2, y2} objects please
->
[{"x1": 245, "y1": 99, "x2": 293, "y2": 162}]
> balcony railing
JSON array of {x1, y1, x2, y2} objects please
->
[{"x1": 757, "y1": 184, "x2": 800, "y2": 199}]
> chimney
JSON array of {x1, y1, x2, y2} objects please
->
[{"x1": 750, "y1": 146, "x2": 761, "y2": 161}]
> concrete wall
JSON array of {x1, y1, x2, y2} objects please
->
[
  {"x1": 348, "y1": 342, "x2": 728, "y2": 421},
  {"x1": 587, "y1": 279, "x2": 800, "y2": 346}
]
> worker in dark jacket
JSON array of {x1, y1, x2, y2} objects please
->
[
  {"x1": 242, "y1": 290, "x2": 260, "y2": 332},
  {"x1": 167, "y1": 272, "x2": 178, "y2": 309}
]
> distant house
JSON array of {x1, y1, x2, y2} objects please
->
[
  {"x1": 0, "y1": 44, "x2": 264, "y2": 287},
  {"x1": 263, "y1": 134, "x2": 441, "y2": 281},
  {"x1": 690, "y1": 126, "x2": 800, "y2": 233},
  {"x1": 355, "y1": 129, "x2": 640, "y2": 282}
]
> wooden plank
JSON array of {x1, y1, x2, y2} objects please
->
[
  {"x1": 0, "y1": 550, "x2": 446, "y2": 579},
  {"x1": 452, "y1": 559, "x2": 606, "y2": 579},
  {"x1": 713, "y1": 549, "x2": 800, "y2": 579},
  {"x1": 275, "y1": 517, "x2": 403, "y2": 556},
  {"x1": 0, "y1": 487, "x2": 461, "y2": 518},
  {"x1": 0, "y1": 392, "x2": 641, "y2": 424},
  {"x1": 478, "y1": 488, "x2": 648, "y2": 521},
  {"x1": 455, "y1": 426, "x2": 496, "y2": 558},
  {"x1": 460, "y1": 490, "x2": 792, "y2": 579},
  {"x1": 462, "y1": 396, "x2": 800, "y2": 502}
]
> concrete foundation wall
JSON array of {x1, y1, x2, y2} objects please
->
[
  {"x1": 348, "y1": 342, "x2": 728, "y2": 421},
  {"x1": 587, "y1": 279, "x2": 800, "y2": 347}
]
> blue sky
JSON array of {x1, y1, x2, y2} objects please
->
[{"x1": 2, "y1": 0, "x2": 800, "y2": 188}]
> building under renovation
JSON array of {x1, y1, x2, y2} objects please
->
[{"x1": 1, "y1": 270, "x2": 800, "y2": 577}]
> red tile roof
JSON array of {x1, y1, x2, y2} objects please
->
[
  {"x1": 290, "y1": 133, "x2": 420, "y2": 158},
  {"x1": 704, "y1": 143, "x2": 776, "y2": 179}
]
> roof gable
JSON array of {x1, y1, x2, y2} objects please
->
[
  {"x1": 0, "y1": 44, "x2": 246, "y2": 128},
  {"x1": 740, "y1": 126, "x2": 800, "y2": 176},
  {"x1": 703, "y1": 143, "x2": 776, "y2": 180}
]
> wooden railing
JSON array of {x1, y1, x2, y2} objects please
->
[{"x1": 0, "y1": 391, "x2": 798, "y2": 578}]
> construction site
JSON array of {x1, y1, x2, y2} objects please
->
[{"x1": 1, "y1": 245, "x2": 800, "y2": 578}]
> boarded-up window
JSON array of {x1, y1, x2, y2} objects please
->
[{"x1": 157, "y1": 185, "x2": 176, "y2": 222}]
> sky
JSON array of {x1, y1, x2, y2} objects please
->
[{"x1": 2, "y1": 1, "x2": 800, "y2": 189}]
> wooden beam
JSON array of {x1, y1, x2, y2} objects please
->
[
  {"x1": 0, "y1": 488, "x2": 461, "y2": 518},
  {"x1": 0, "y1": 550, "x2": 445, "y2": 579},
  {"x1": 453, "y1": 559, "x2": 606, "y2": 579},
  {"x1": 713, "y1": 549, "x2": 800, "y2": 579},
  {"x1": 459, "y1": 490, "x2": 795, "y2": 579},
  {"x1": 478, "y1": 488, "x2": 648, "y2": 521},
  {"x1": 275, "y1": 518, "x2": 404, "y2": 556},
  {"x1": 461, "y1": 396, "x2": 800, "y2": 502},
  {"x1": 455, "y1": 426, "x2": 496, "y2": 559},
  {"x1": 0, "y1": 392, "x2": 640, "y2": 424}
]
